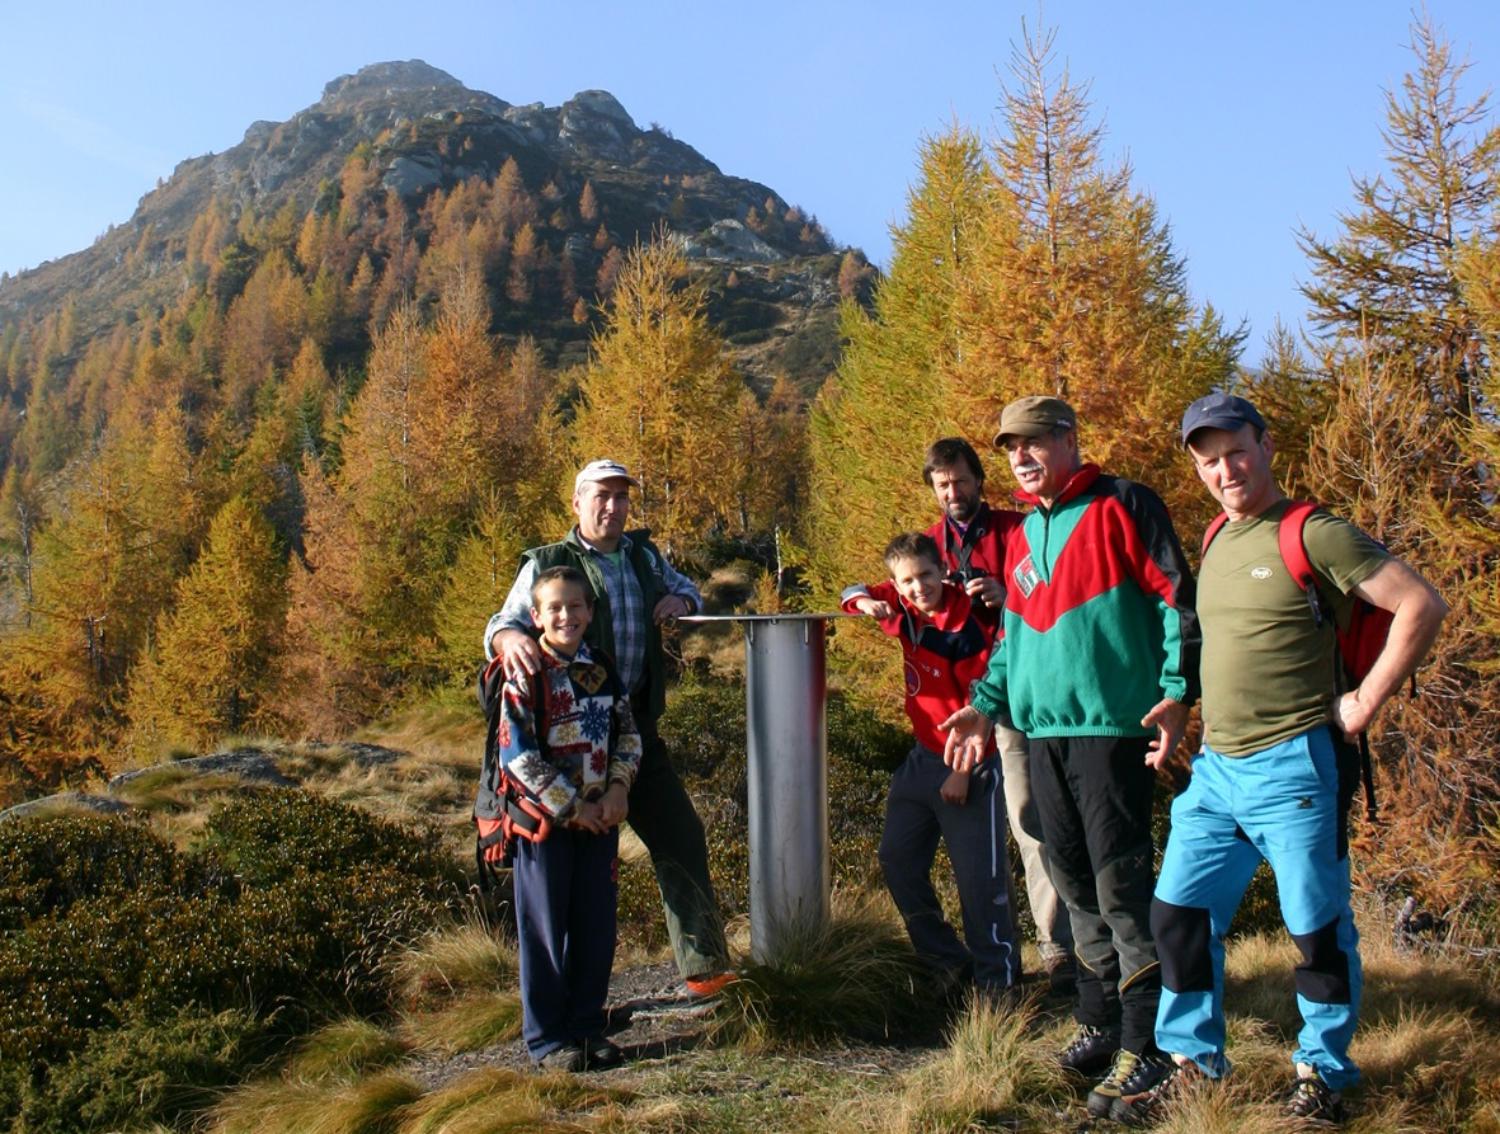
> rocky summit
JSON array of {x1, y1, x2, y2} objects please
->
[{"x1": 0, "y1": 60, "x2": 852, "y2": 387}]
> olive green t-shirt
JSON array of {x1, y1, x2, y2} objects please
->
[{"x1": 1199, "y1": 500, "x2": 1390, "y2": 756}]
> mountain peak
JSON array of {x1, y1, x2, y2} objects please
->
[
  {"x1": 320, "y1": 60, "x2": 465, "y2": 106},
  {"x1": 562, "y1": 90, "x2": 635, "y2": 130}
]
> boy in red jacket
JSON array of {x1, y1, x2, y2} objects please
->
[{"x1": 843, "y1": 532, "x2": 1020, "y2": 998}]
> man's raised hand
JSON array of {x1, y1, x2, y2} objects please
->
[{"x1": 938, "y1": 705, "x2": 993, "y2": 773}]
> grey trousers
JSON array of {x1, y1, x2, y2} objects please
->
[{"x1": 997, "y1": 723, "x2": 1074, "y2": 960}]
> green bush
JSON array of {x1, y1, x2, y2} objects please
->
[
  {"x1": 17, "y1": 1007, "x2": 270, "y2": 1134},
  {"x1": 0, "y1": 815, "x2": 204, "y2": 930},
  {"x1": 202, "y1": 790, "x2": 459, "y2": 896},
  {"x1": 0, "y1": 790, "x2": 463, "y2": 1089}
]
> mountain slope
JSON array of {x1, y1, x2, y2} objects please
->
[{"x1": 0, "y1": 59, "x2": 851, "y2": 385}]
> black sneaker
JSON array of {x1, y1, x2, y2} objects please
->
[
  {"x1": 537, "y1": 1043, "x2": 585, "y2": 1072},
  {"x1": 1087, "y1": 1049, "x2": 1169, "y2": 1119},
  {"x1": 1111, "y1": 1058, "x2": 1200, "y2": 1126},
  {"x1": 1058, "y1": 1024, "x2": 1120, "y2": 1077},
  {"x1": 583, "y1": 1036, "x2": 624, "y2": 1070},
  {"x1": 1285, "y1": 1071, "x2": 1345, "y2": 1125}
]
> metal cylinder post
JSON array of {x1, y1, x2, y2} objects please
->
[{"x1": 743, "y1": 615, "x2": 830, "y2": 962}]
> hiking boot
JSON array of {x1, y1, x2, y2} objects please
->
[
  {"x1": 1058, "y1": 1023, "x2": 1119, "y2": 1077},
  {"x1": 683, "y1": 971, "x2": 737, "y2": 998},
  {"x1": 537, "y1": 1043, "x2": 585, "y2": 1072},
  {"x1": 1043, "y1": 953, "x2": 1077, "y2": 996},
  {"x1": 1111, "y1": 1057, "x2": 1201, "y2": 1126},
  {"x1": 1284, "y1": 1068, "x2": 1345, "y2": 1125},
  {"x1": 1087, "y1": 1049, "x2": 1169, "y2": 1119},
  {"x1": 582, "y1": 1036, "x2": 624, "y2": 1070}
]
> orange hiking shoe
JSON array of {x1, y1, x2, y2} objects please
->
[{"x1": 684, "y1": 971, "x2": 737, "y2": 998}]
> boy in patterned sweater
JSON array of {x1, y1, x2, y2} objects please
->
[
  {"x1": 842, "y1": 532, "x2": 1021, "y2": 998},
  {"x1": 474, "y1": 565, "x2": 642, "y2": 1071}
]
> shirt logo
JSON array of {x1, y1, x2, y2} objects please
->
[
  {"x1": 904, "y1": 659, "x2": 921, "y2": 696},
  {"x1": 1251, "y1": 566, "x2": 1273, "y2": 580},
  {"x1": 1013, "y1": 555, "x2": 1042, "y2": 598}
]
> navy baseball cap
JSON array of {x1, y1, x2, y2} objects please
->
[{"x1": 1180, "y1": 393, "x2": 1267, "y2": 446}]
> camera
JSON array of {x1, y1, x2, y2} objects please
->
[{"x1": 946, "y1": 565, "x2": 989, "y2": 586}]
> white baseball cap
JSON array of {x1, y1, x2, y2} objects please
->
[{"x1": 574, "y1": 459, "x2": 642, "y2": 491}]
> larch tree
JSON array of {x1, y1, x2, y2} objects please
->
[
  {"x1": 807, "y1": 127, "x2": 992, "y2": 597},
  {"x1": 807, "y1": 24, "x2": 1239, "y2": 721},
  {"x1": 126, "y1": 495, "x2": 288, "y2": 754},
  {"x1": 1299, "y1": 14, "x2": 1500, "y2": 422},
  {"x1": 1288, "y1": 15, "x2": 1500, "y2": 916},
  {"x1": 433, "y1": 496, "x2": 530, "y2": 682},
  {"x1": 957, "y1": 22, "x2": 1239, "y2": 522},
  {"x1": 7, "y1": 408, "x2": 205, "y2": 767},
  {"x1": 571, "y1": 235, "x2": 745, "y2": 554}
]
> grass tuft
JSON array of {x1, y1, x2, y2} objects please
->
[
  {"x1": 880, "y1": 991, "x2": 1068, "y2": 1132},
  {"x1": 389, "y1": 921, "x2": 519, "y2": 1009},
  {"x1": 285, "y1": 1017, "x2": 411, "y2": 1082},
  {"x1": 206, "y1": 1070, "x2": 422, "y2": 1134},
  {"x1": 401, "y1": 990, "x2": 525, "y2": 1054},
  {"x1": 400, "y1": 1067, "x2": 633, "y2": 1134},
  {"x1": 708, "y1": 890, "x2": 944, "y2": 1049}
]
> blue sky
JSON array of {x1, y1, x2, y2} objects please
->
[{"x1": 3, "y1": 1, "x2": 1498, "y2": 361}]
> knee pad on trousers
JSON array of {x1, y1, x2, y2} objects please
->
[
  {"x1": 1152, "y1": 898, "x2": 1214, "y2": 993},
  {"x1": 1291, "y1": 916, "x2": 1352, "y2": 1004}
]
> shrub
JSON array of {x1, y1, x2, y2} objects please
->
[
  {"x1": 0, "y1": 814, "x2": 204, "y2": 930},
  {"x1": 17, "y1": 1007, "x2": 270, "y2": 1134},
  {"x1": 0, "y1": 791, "x2": 464, "y2": 1086},
  {"x1": 202, "y1": 790, "x2": 459, "y2": 897}
]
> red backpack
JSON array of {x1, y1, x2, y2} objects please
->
[{"x1": 1202, "y1": 500, "x2": 1399, "y2": 822}]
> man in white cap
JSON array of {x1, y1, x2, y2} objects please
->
[{"x1": 484, "y1": 459, "x2": 731, "y2": 996}]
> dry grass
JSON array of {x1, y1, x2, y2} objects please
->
[
  {"x1": 356, "y1": 698, "x2": 485, "y2": 774},
  {"x1": 400, "y1": 990, "x2": 525, "y2": 1054},
  {"x1": 285, "y1": 1017, "x2": 412, "y2": 1082},
  {"x1": 708, "y1": 889, "x2": 944, "y2": 1050},
  {"x1": 865, "y1": 991, "x2": 1070, "y2": 1133},
  {"x1": 399, "y1": 1067, "x2": 636, "y2": 1134},
  {"x1": 205, "y1": 1070, "x2": 424, "y2": 1134},
  {"x1": 210, "y1": 1065, "x2": 666, "y2": 1134},
  {"x1": 389, "y1": 921, "x2": 519, "y2": 1009}
]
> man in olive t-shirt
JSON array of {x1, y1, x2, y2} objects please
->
[{"x1": 1112, "y1": 395, "x2": 1448, "y2": 1128}]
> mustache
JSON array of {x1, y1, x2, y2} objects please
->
[{"x1": 1014, "y1": 462, "x2": 1044, "y2": 476}]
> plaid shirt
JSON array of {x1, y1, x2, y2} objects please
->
[{"x1": 486, "y1": 531, "x2": 699, "y2": 695}]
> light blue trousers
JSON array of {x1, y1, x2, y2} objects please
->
[{"x1": 1152, "y1": 726, "x2": 1362, "y2": 1091}]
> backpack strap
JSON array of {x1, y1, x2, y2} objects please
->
[
  {"x1": 1200, "y1": 512, "x2": 1230, "y2": 556},
  {"x1": 1276, "y1": 500, "x2": 1330, "y2": 628},
  {"x1": 1280, "y1": 499, "x2": 1382, "y2": 824},
  {"x1": 1275, "y1": 500, "x2": 1320, "y2": 590}
]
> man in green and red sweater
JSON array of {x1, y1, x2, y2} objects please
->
[{"x1": 941, "y1": 396, "x2": 1200, "y2": 1120}]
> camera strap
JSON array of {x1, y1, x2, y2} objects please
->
[{"x1": 943, "y1": 510, "x2": 982, "y2": 576}]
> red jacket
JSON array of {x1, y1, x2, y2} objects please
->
[{"x1": 841, "y1": 580, "x2": 994, "y2": 756}]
